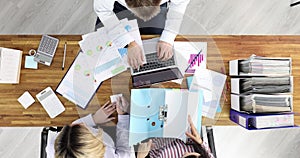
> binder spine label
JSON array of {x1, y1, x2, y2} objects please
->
[{"x1": 238, "y1": 116, "x2": 247, "y2": 127}]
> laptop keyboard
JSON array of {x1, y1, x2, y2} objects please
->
[{"x1": 133, "y1": 53, "x2": 176, "y2": 73}]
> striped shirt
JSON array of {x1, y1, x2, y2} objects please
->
[
  {"x1": 149, "y1": 138, "x2": 194, "y2": 158},
  {"x1": 148, "y1": 138, "x2": 215, "y2": 158}
]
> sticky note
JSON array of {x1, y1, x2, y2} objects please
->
[
  {"x1": 18, "y1": 91, "x2": 35, "y2": 109},
  {"x1": 25, "y1": 56, "x2": 38, "y2": 69}
]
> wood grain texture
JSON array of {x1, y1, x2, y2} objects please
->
[{"x1": 0, "y1": 35, "x2": 299, "y2": 126}]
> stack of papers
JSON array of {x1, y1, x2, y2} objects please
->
[
  {"x1": 57, "y1": 18, "x2": 144, "y2": 109},
  {"x1": 79, "y1": 27, "x2": 127, "y2": 81},
  {"x1": 79, "y1": 18, "x2": 145, "y2": 69},
  {"x1": 239, "y1": 55, "x2": 291, "y2": 75},
  {"x1": 240, "y1": 77, "x2": 292, "y2": 94},
  {"x1": 240, "y1": 94, "x2": 292, "y2": 113}
]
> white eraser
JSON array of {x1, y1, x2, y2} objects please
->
[
  {"x1": 110, "y1": 94, "x2": 123, "y2": 103},
  {"x1": 18, "y1": 91, "x2": 35, "y2": 109}
]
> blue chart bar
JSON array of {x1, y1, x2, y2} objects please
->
[{"x1": 94, "y1": 58, "x2": 121, "y2": 74}]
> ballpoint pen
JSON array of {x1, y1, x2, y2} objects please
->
[{"x1": 62, "y1": 42, "x2": 67, "y2": 70}]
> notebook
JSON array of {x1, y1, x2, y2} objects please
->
[{"x1": 0, "y1": 47, "x2": 22, "y2": 84}]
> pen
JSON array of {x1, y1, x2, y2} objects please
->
[
  {"x1": 62, "y1": 42, "x2": 67, "y2": 70},
  {"x1": 185, "y1": 49, "x2": 202, "y2": 72}
]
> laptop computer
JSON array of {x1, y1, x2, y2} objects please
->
[
  {"x1": 34, "y1": 35, "x2": 59, "y2": 66},
  {"x1": 131, "y1": 39, "x2": 184, "y2": 87}
]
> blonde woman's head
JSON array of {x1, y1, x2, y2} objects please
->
[{"x1": 54, "y1": 124, "x2": 105, "y2": 158}]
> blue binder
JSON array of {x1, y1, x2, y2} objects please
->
[{"x1": 230, "y1": 109, "x2": 295, "y2": 130}]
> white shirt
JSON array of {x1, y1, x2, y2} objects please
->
[
  {"x1": 46, "y1": 114, "x2": 134, "y2": 158},
  {"x1": 94, "y1": 0, "x2": 190, "y2": 45}
]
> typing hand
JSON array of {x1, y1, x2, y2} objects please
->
[
  {"x1": 116, "y1": 96, "x2": 130, "y2": 115},
  {"x1": 128, "y1": 41, "x2": 144, "y2": 69},
  {"x1": 92, "y1": 101, "x2": 116, "y2": 124},
  {"x1": 157, "y1": 41, "x2": 173, "y2": 61},
  {"x1": 137, "y1": 139, "x2": 152, "y2": 158},
  {"x1": 185, "y1": 115, "x2": 203, "y2": 145}
]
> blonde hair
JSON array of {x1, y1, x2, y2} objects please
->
[{"x1": 54, "y1": 124, "x2": 106, "y2": 158}]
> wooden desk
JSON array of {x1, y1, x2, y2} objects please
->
[{"x1": 0, "y1": 35, "x2": 299, "y2": 126}]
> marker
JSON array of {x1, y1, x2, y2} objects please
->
[{"x1": 62, "y1": 42, "x2": 67, "y2": 70}]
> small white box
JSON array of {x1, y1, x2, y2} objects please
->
[{"x1": 18, "y1": 91, "x2": 35, "y2": 109}]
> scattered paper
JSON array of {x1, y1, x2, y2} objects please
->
[
  {"x1": 18, "y1": 91, "x2": 35, "y2": 109},
  {"x1": 190, "y1": 68, "x2": 227, "y2": 118}
]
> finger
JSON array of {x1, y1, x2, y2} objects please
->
[
  {"x1": 107, "y1": 117, "x2": 115, "y2": 122},
  {"x1": 121, "y1": 97, "x2": 127, "y2": 108},
  {"x1": 162, "y1": 50, "x2": 170, "y2": 61},
  {"x1": 107, "y1": 109, "x2": 116, "y2": 116},
  {"x1": 104, "y1": 103, "x2": 114, "y2": 110},
  {"x1": 138, "y1": 56, "x2": 143, "y2": 67},
  {"x1": 185, "y1": 131, "x2": 197, "y2": 141},
  {"x1": 129, "y1": 59, "x2": 134, "y2": 68},
  {"x1": 101, "y1": 101, "x2": 110, "y2": 109},
  {"x1": 105, "y1": 106, "x2": 116, "y2": 114},
  {"x1": 147, "y1": 139, "x2": 152, "y2": 148},
  {"x1": 140, "y1": 56, "x2": 144, "y2": 65},
  {"x1": 158, "y1": 49, "x2": 165, "y2": 59},
  {"x1": 139, "y1": 50, "x2": 144, "y2": 63},
  {"x1": 116, "y1": 97, "x2": 122, "y2": 106},
  {"x1": 132, "y1": 59, "x2": 138, "y2": 69},
  {"x1": 157, "y1": 44, "x2": 161, "y2": 58},
  {"x1": 188, "y1": 115, "x2": 198, "y2": 135},
  {"x1": 166, "y1": 50, "x2": 173, "y2": 60},
  {"x1": 107, "y1": 105, "x2": 116, "y2": 112}
]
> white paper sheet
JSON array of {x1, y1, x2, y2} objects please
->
[{"x1": 190, "y1": 68, "x2": 227, "y2": 118}]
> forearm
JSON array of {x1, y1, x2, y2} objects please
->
[
  {"x1": 160, "y1": 0, "x2": 191, "y2": 45},
  {"x1": 115, "y1": 115, "x2": 132, "y2": 156},
  {"x1": 72, "y1": 114, "x2": 96, "y2": 128}
]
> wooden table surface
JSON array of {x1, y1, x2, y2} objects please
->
[{"x1": 0, "y1": 35, "x2": 299, "y2": 126}]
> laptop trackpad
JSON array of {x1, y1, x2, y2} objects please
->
[{"x1": 132, "y1": 68, "x2": 183, "y2": 87}]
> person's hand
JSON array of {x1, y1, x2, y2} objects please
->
[
  {"x1": 157, "y1": 41, "x2": 173, "y2": 61},
  {"x1": 116, "y1": 96, "x2": 130, "y2": 115},
  {"x1": 127, "y1": 41, "x2": 144, "y2": 69},
  {"x1": 137, "y1": 139, "x2": 152, "y2": 158},
  {"x1": 185, "y1": 115, "x2": 203, "y2": 145},
  {"x1": 92, "y1": 101, "x2": 116, "y2": 124}
]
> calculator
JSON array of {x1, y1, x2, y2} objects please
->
[{"x1": 34, "y1": 35, "x2": 59, "y2": 66}]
